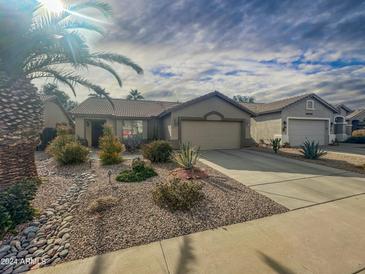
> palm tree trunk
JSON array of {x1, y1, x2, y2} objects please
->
[{"x1": 0, "y1": 75, "x2": 43, "y2": 190}]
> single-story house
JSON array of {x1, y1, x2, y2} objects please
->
[
  {"x1": 70, "y1": 91, "x2": 255, "y2": 149},
  {"x1": 241, "y1": 94, "x2": 340, "y2": 146},
  {"x1": 40, "y1": 94, "x2": 73, "y2": 129}
]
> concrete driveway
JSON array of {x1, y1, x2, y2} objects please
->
[
  {"x1": 326, "y1": 143, "x2": 365, "y2": 157},
  {"x1": 200, "y1": 149, "x2": 365, "y2": 209}
]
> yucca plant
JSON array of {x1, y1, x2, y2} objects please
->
[
  {"x1": 270, "y1": 138, "x2": 281, "y2": 154},
  {"x1": 0, "y1": 1, "x2": 143, "y2": 187},
  {"x1": 300, "y1": 140, "x2": 327, "y2": 159},
  {"x1": 173, "y1": 143, "x2": 201, "y2": 170}
]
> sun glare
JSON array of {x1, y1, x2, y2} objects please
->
[{"x1": 39, "y1": 0, "x2": 64, "y2": 14}]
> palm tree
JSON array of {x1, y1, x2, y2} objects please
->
[
  {"x1": 0, "y1": 1, "x2": 143, "y2": 188},
  {"x1": 233, "y1": 95, "x2": 255, "y2": 103},
  {"x1": 126, "y1": 89, "x2": 144, "y2": 100}
]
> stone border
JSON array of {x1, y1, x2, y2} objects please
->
[{"x1": 0, "y1": 172, "x2": 96, "y2": 273}]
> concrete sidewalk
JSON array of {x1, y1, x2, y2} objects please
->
[{"x1": 32, "y1": 194, "x2": 365, "y2": 274}]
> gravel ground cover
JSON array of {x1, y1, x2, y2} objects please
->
[
  {"x1": 1, "y1": 151, "x2": 288, "y2": 272},
  {"x1": 250, "y1": 146, "x2": 365, "y2": 175},
  {"x1": 66, "y1": 159, "x2": 288, "y2": 261}
]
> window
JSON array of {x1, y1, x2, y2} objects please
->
[
  {"x1": 306, "y1": 100, "x2": 314, "y2": 110},
  {"x1": 121, "y1": 120, "x2": 143, "y2": 138}
]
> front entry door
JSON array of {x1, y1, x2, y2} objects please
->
[{"x1": 91, "y1": 120, "x2": 106, "y2": 147}]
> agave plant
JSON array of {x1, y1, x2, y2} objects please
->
[
  {"x1": 300, "y1": 140, "x2": 327, "y2": 159},
  {"x1": 0, "y1": 1, "x2": 143, "y2": 188},
  {"x1": 173, "y1": 143, "x2": 201, "y2": 170},
  {"x1": 270, "y1": 138, "x2": 281, "y2": 154}
]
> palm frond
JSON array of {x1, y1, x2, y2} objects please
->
[
  {"x1": 86, "y1": 59, "x2": 122, "y2": 86},
  {"x1": 61, "y1": 21, "x2": 105, "y2": 35},
  {"x1": 67, "y1": 1, "x2": 113, "y2": 17},
  {"x1": 92, "y1": 52, "x2": 144, "y2": 74}
]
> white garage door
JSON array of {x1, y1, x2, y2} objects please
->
[
  {"x1": 181, "y1": 121, "x2": 242, "y2": 150},
  {"x1": 288, "y1": 119, "x2": 328, "y2": 146}
]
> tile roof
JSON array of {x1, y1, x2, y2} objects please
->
[
  {"x1": 346, "y1": 109, "x2": 365, "y2": 120},
  {"x1": 241, "y1": 93, "x2": 338, "y2": 115},
  {"x1": 159, "y1": 91, "x2": 256, "y2": 117},
  {"x1": 241, "y1": 94, "x2": 309, "y2": 114},
  {"x1": 70, "y1": 97, "x2": 179, "y2": 118}
]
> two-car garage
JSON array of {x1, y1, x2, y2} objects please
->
[
  {"x1": 288, "y1": 119, "x2": 329, "y2": 146},
  {"x1": 180, "y1": 120, "x2": 242, "y2": 150}
]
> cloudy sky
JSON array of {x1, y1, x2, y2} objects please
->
[{"x1": 62, "y1": 0, "x2": 365, "y2": 108}]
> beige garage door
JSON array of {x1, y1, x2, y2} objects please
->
[
  {"x1": 288, "y1": 119, "x2": 328, "y2": 146},
  {"x1": 180, "y1": 120, "x2": 242, "y2": 150}
]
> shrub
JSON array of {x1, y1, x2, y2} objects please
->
[
  {"x1": 122, "y1": 134, "x2": 144, "y2": 153},
  {"x1": 346, "y1": 136, "x2": 365, "y2": 144},
  {"x1": 173, "y1": 142, "x2": 200, "y2": 170},
  {"x1": 270, "y1": 138, "x2": 281, "y2": 154},
  {"x1": 0, "y1": 178, "x2": 40, "y2": 237},
  {"x1": 87, "y1": 196, "x2": 118, "y2": 214},
  {"x1": 116, "y1": 158, "x2": 157, "y2": 182},
  {"x1": 300, "y1": 140, "x2": 327, "y2": 159},
  {"x1": 99, "y1": 126, "x2": 125, "y2": 165},
  {"x1": 152, "y1": 177, "x2": 204, "y2": 211},
  {"x1": 47, "y1": 129, "x2": 89, "y2": 165},
  {"x1": 58, "y1": 142, "x2": 90, "y2": 165},
  {"x1": 142, "y1": 140, "x2": 172, "y2": 163}
]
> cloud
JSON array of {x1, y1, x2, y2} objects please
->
[{"x1": 33, "y1": 0, "x2": 365, "y2": 109}]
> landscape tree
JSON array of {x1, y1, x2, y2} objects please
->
[
  {"x1": 0, "y1": 1, "x2": 143, "y2": 188},
  {"x1": 233, "y1": 95, "x2": 255, "y2": 103},
  {"x1": 126, "y1": 89, "x2": 144, "y2": 100}
]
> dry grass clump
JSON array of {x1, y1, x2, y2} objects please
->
[
  {"x1": 87, "y1": 196, "x2": 118, "y2": 214},
  {"x1": 353, "y1": 129, "x2": 365, "y2": 137}
]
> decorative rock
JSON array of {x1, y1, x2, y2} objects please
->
[
  {"x1": 33, "y1": 249, "x2": 45, "y2": 257},
  {"x1": 58, "y1": 228, "x2": 70, "y2": 238},
  {"x1": 54, "y1": 239, "x2": 62, "y2": 245},
  {"x1": 59, "y1": 249, "x2": 68, "y2": 258},
  {"x1": 13, "y1": 264, "x2": 30, "y2": 273},
  {"x1": 63, "y1": 216, "x2": 73, "y2": 222},
  {"x1": 11, "y1": 240, "x2": 22, "y2": 251},
  {"x1": 64, "y1": 243, "x2": 70, "y2": 249},
  {"x1": 27, "y1": 232, "x2": 36, "y2": 240},
  {"x1": 23, "y1": 226, "x2": 39, "y2": 235},
  {"x1": 62, "y1": 233, "x2": 70, "y2": 241},
  {"x1": 44, "y1": 244, "x2": 54, "y2": 252},
  {"x1": 52, "y1": 257, "x2": 61, "y2": 265},
  {"x1": 0, "y1": 252, "x2": 7, "y2": 259},
  {"x1": 17, "y1": 250, "x2": 28, "y2": 258},
  {"x1": 35, "y1": 240, "x2": 47, "y2": 247},
  {"x1": 27, "y1": 246, "x2": 38, "y2": 253},
  {"x1": 2, "y1": 266, "x2": 13, "y2": 274},
  {"x1": 0, "y1": 245, "x2": 11, "y2": 253}
]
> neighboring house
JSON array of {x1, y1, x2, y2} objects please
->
[
  {"x1": 242, "y1": 94, "x2": 339, "y2": 146},
  {"x1": 40, "y1": 94, "x2": 73, "y2": 129},
  {"x1": 346, "y1": 109, "x2": 365, "y2": 132},
  {"x1": 70, "y1": 91, "x2": 255, "y2": 149},
  {"x1": 335, "y1": 104, "x2": 353, "y2": 138}
]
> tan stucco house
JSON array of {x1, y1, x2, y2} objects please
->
[
  {"x1": 242, "y1": 94, "x2": 340, "y2": 146},
  {"x1": 40, "y1": 95, "x2": 73, "y2": 129},
  {"x1": 70, "y1": 91, "x2": 255, "y2": 149}
]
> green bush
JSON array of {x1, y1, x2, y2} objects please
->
[
  {"x1": 300, "y1": 140, "x2": 327, "y2": 159},
  {"x1": 0, "y1": 178, "x2": 40, "y2": 237},
  {"x1": 47, "y1": 129, "x2": 89, "y2": 165},
  {"x1": 116, "y1": 158, "x2": 157, "y2": 182},
  {"x1": 270, "y1": 138, "x2": 281, "y2": 154},
  {"x1": 142, "y1": 140, "x2": 172, "y2": 163},
  {"x1": 346, "y1": 136, "x2": 365, "y2": 144},
  {"x1": 99, "y1": 126, "x2": 125, "y2": 165},
  {"x1": 152, "y1": 177, "x2": 204, "y2": 211},
  {"x1": 173, "y1": 142, "x2": 200, "y2": 170}
]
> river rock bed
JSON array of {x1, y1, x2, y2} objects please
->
[{"x1": 0, "y1": 172, "x2": 96, "y2": 273}]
